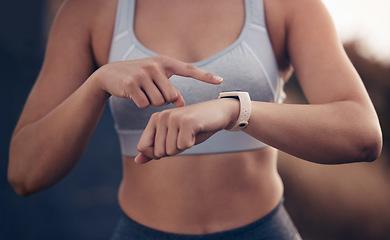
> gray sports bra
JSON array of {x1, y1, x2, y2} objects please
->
[{"x1": 108, "y1": 0, "x2": 286, "y2": 156}]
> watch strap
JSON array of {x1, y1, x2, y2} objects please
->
[{"x1": 218, "y1": 91, "x2": 251, "y2": 131}]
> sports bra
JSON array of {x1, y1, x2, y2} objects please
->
[{"x1": 108, "y1": 0, "x2": 286, "y2": 156}]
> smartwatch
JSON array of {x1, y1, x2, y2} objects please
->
[{"x1": 218, "y1": 91, "x2": 251, "y2": 131}]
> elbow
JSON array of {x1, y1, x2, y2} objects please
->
[
  {"x1": 7, "y1": 162, "x2": 39, "y2": 197},
  {"x1": 359, "y1": 138, "x2": 382, "y2": 163},
  {"x1": 11, "y1": 186, "x2": 33, "y2": 197},
  {"x1": 8, "y1": 140, "x2": 47, "y2": 196},
  {"x1": 8, "y1": 141, "x2": 35, "y2": 196},
  {"x1": 8, "y1": 169, "x2": 54, "y2": 197},
  {"x1": 355, "y1": 127, "x2": 383, "y2": 163},
  {"x1": 8, "y1": 173, "x2": 34, "y2": 197}
]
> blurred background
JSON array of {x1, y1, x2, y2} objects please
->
[{"x1": 0, "y1": 0, "x2": 389, "y2": 239}]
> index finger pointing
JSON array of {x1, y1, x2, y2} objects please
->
[{"x1": 156, "y1": 55, "x2": 223, "y2": 84}]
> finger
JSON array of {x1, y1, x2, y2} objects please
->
[
  {"x1": 129, "y1": 89, "x2": 150, "y2": 109},
  {"x1": 140, "y1": 80, "x2": 166, "y2": 107},
  {"x1": 172, "y1": 89, "x2": 185, "y2": 107},
  {"x1": 170, "y1": 63, "x2": 223, "y2": 85},
  {"x1": 154, "y1": 121, "x2": 168, "y2": 158},
  {"x1": 137, "y1": 115, "x2": 157, "y2": 158},
  {"x1": 177, "y1": 125, "x2": 196, "y2": 151},
  {"x1": 157, "y1": 56, "x2": 223, "y2": 85},
  {"x1": 150, "y1": 69, "x2": 182, "y2": 106},
  {"x1": 134, "y1": 153, "x2": 153, "y2": 164},
  {"x1": 166, "y1": 125, "x2": 181, "y2": 156},
  {"x1": 195, "y1": 131, "x2": 217, "y2": 145}
]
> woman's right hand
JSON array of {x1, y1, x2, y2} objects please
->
[{"x1": 93, "y1": 55, "x2": 223, "y2": 108}]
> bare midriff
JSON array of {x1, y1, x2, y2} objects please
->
[{"x1": 118, "y1": 147, "x2": 284, "y2": 235}]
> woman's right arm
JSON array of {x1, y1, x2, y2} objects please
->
[
  {"x1": 8, "y1": 0, "x2": 108, "y2": 196},
  {"x1": 8, "y1": 0, "x2": 222, "y2": 196}
]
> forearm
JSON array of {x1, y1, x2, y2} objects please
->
[
  {"x1": 244, "y1": 100, "x2": 382, "y2": 164},
  {"x1": 8, "y1": 76, "x2": 109, "y2": 195}
]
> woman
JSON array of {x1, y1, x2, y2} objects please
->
[{"x1": 8, "y1": 0, "x2": 382, "y2": 239}]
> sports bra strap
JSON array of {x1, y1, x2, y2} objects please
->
[
  {"x1": 248, "y1": 0, "x2": 267, "y2": 28},
  {"x1": 109, "y1": 0, "x2": 135, "y2": 62},
  {"x1": 114, "y1": 0, "x2": 134, "y2": 36}
]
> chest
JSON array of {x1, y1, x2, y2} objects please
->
[
  {"x1": 94, "y1": 0, "x2": 290, "y2": 76},
  {"x1": 134, "y1": 0, "x2": 245, "y2": 63}
]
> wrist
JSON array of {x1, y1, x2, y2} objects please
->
[
  {"x1": 218, "y1": 98, "x2": 241, "y2": 130},
  {"x1": 87, "y1": 68, "x2": 111, "y2": 102}
]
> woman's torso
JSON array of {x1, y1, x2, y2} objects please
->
[{"x1": 90, "y1": 0, "x2": 292, "y2": 234}]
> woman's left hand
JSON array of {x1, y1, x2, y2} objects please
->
[{"x1": 135, "y1": 99, "x2": 239, "y2": 163}]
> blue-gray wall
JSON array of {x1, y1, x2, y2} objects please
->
[{"x1": 0, "y1": 1, "x2": 123, "y2": 239}]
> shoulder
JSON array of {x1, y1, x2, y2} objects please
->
[
  {"x1": 263, "y1": 0, "x2": 336, "y2": 74},
  {"x1": 59, "y1": 0, "x2": 116, "y2": 16},
  {"x1": 54, "y1": 0, "x2": 117, "y2": 32},
  {"x1": 55, "y1": 0, "x2": 118, "y2": 66},
  {"x1": 263, "y1": 0, "x2": 332, "y2": 35},
  {"x1": 266, "y1": 0, "x2": 328, "y2": 13},
  {"x1": 40, "y1": 0, "x2": 119, "y2": 83},
  {"x1": 277, "y1": 0, "x2": 333, "y2": 29}
]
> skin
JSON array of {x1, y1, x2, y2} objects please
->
[{"x1": 8, "y1": 0, "x2": 382, "y2": 235}]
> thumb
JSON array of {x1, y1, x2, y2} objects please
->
[
  {"x1": 134, "y1": 153, "x2": 153, "y2": 164},
  {"x1": 172, "y1": 89, "x2": 185, "y2": 107}
]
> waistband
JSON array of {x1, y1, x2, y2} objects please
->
[{"x1": 110, "y1": 198, "x2": 302, "y2": 240}]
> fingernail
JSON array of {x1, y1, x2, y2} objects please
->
[{"x1": 213, "y1": 75, "x2": 223, "y2": 83}]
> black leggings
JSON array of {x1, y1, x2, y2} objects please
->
[{"x1": 110, "y1": 199, "x2": 302, "y2": 240}]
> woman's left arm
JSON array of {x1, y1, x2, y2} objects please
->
[
  {"x1": 136, "y1": 0, "x2": 382, "y2": 164},
  {"x1": 243, "y1": 0, "x2": 382, "y2": 164}
]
